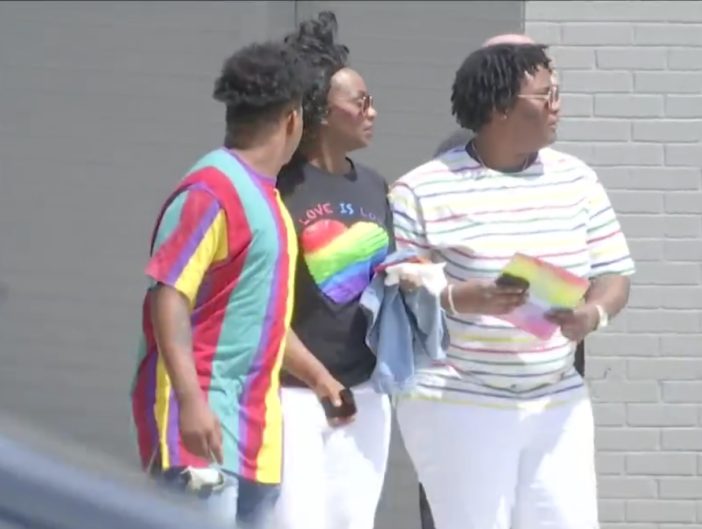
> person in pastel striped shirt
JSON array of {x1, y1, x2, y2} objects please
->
[
  {"x1": 390, "y1": 43, "x2": 634, "y2": 529},
  {"x1": 130, "y1": 40, "x2": 307, "y2": 529}
]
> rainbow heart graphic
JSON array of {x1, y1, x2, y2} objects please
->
[{"x1": 301, "y1": 219, "x2": 389, "y2": 304}]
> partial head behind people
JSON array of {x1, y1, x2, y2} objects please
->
[
  {"x1": 283, "y1": 11, "x2": 377, "y2": 170},
  {"x1": 451, "y1": 43, "x2": 560, "y2": 170},
  {"x1": 214, "y1": 40, "x2": 308, "y2": 173}
]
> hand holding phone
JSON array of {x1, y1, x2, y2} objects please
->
[
  {"x1": 320, "y1": 388, "x2": 357, "y2": 421},
  {"x1": 495, "y1": 273, "x2": 530, "y2": 292}
]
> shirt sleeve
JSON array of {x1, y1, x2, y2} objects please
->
[
  {"x1": 145, "y1": 188, "x2": 228, "y2": 306},
  {"x1": 388, "y1": 180, "x2": 432, "y2": 259},
  {"x1": 585, "y1": 169, "x2": 635, "y2": 278}
]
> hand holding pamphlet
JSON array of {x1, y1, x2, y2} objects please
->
[{"x1": 495, "y1": 253, "x2": 590, "y2": 340}]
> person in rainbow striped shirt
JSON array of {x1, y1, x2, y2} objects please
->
[
  {"x1": 391, "y1": 42, "x2": 634, "y2": 529},
  {"x1": 130, "y1": 40, "x2": 307, "y2": 529}
]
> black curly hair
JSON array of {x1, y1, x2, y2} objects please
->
[
  {"x1": 213, "y1": 40, "x2": 309, "y2": 148},
  {"x1": 283, "y1": 11, "x2": 349, "y2": 153},
  {"x1": 451, "y1": 43, "x2": 552, "y2": 132}
]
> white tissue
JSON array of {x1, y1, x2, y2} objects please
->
[{"x1": 383, "y1": 262, "x2": 448, "y2": 296}]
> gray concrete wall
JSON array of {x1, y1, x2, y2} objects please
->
[
  {"x1": 526, "y1": 2, "x2": 702, "y2": 528},
  {"x1": 0, "y1": 2, "x2": 523, "y2": 528}
]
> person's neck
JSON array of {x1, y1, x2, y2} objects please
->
[
  {"x1": 470, "y1": 133, "x2": 533, "y2": 173},
  {"x1": 231, "y1": 145, "x2": 282, "y2": 180},
  {"x1": 304, "y1": 139, "x2": 350, "y2": 176}
]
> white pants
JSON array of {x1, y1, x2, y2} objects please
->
[
  {"x1": 397, "y1": 391, "x2": 598, "y2": 529},
  {"x1": 272, "y1": 383, "x2": 392, "y2": 529}
]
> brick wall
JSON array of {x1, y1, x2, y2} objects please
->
[{"x1": 526, "y1": 2, "x2": 702, "y2": 528}]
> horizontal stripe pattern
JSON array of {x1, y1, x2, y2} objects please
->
[{"x1": 389, "y1": 147, "x2": 635, "y2": 403}]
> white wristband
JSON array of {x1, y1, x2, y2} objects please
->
[{"x1": 446, "y1": 284, "x2": 458, "y2": 314}]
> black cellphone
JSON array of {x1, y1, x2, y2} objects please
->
[
  {"x1": 320, "y1": 388, "x2": 357, "y2": 419},
  {"x1": 495, "y1": 273, "x2": 530, "y2": 291}
]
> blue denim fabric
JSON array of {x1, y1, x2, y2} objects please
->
[
  {"x1": 360, "y1": 249, "x2": 450, "y2": 395},
  {"x1": 159, "y1": 467, "x2": 280, "y2": 529}
]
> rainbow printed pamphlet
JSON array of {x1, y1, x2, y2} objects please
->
[{"x1": 496, "y1": 253, "x2": 590, "y2": 340}]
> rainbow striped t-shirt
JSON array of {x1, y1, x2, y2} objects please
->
[
  {"x1": 390, "y1": 146, "x2": 635, "y2": 406},
  {"x1": 131, "y1": 148, "x2": 296, "y2": 484}
]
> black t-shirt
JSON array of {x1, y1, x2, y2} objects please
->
[{"x1": 277, "y1": 159, "x2": 395, "y2": 388}]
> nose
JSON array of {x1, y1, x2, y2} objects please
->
[{"x1": 366, "y1": 103, "x2": 377, "y2": 121}]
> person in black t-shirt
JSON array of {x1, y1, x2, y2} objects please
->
[{"x1": 269, "y1": 12, "x2": 393, "y2": 529}]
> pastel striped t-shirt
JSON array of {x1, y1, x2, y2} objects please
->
[
  {"x1": 389, "y1": 146, "x2": 635, "y2": 404},
  {"x1": 131, "y1": 149, "x2": 296, "y2": 484}
]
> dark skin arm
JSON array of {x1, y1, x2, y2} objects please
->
[
  {"x1": 439, "y1": 279, "x2": 528, "y2": 315},
  {"x1": 150, "y1": 284, "x2": 223, "y2": 463},
  {"x1": 283, "y1": 329, "x2": 354, "y2": 426}
]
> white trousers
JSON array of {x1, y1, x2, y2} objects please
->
[
  {"x1": 397, "y1": 391, "x2": 598, "y2": 529},
  {"x1": 271, "y1": 382, "x2": 392, "y2": 529}
]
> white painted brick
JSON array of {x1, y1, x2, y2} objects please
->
[
  {"x1": 633, "y1": 120, "x2": 702, "y2": 142},
  {"x1": 662, "y1": 382, "x2": 702, "y2": 404},
  {"x1": 628, "y1": 500, "x2": 697, "y2": 522},
  {"x1": 627, "y1": 404, "x2": 698, "y2": 426},
  {"x1": 665, "y1": 144, "x2": 702, "y2": 166},
  {"x1": 552, "y1": 141, "x2": 594, "y2": 163},
  {"x1": 632, "y1": 262, "x2": 700, "y2": 286},
  {"x1": 660, "y1": 287, "x2": 702, "y2": 309},
  {"x1": 594, "y1": 403, "x2": 627, "y2": 426},
  {"x1": 558, "y1": 118, "x2": 630, "y2": 141},
  {"x1": 562, "y1": 23, "x2": 633, "y2": 45},
  {"x1": 618, "y1": 215, "x2": 665, "y2": 238},
  {"x1": 666, "y1": 96, "x2": 702, "y2": 118},
  {"x1": 635, "y1": 72, "x2": 702, "y2": 94},
  {"x1": 527, "y1": 1, "x2": 702, "y2": 22},
  {"x1": 597, "y1": 428, "x2": 660, "y2": 451},
  {"x1": 662, "y1": 429, "x2": 702, "y2": 450},
  {"x1": 635, "y1": 24, "x2": 702, "y2": 46},
  {"x1": 598, "y1": 452, "x2": 626, "y2": 474},
  {"x1": 627, "y1": 453, "x2": 697, "y2": 476},
  {"x1": 599, "y1": 167, "x2": 700, "y2": 190},
  {"x1": 597, "y1": 47, "x2": 667, "y2": 70},
  {"x1": 590, "y1": 380, "x2": 660, "y2": 403},
  {"x1": 526, "y1": 22, "x2": 562, "y2": 45},
  {"x1": 587, "y1": 334, "x2": 660, "y2": 357},
  {"x1": 659, "y1": 478, "x2": 702, "y2": 499},
  {"x1": 627, "y1": 310, "x2": 701, "y2": 333},
  {"x1": 669, "y1": 48, "x2": 702, "y2": 71},
  {"x1": 559, "y1": 93, "x2": 593, "y2": 117},
  {"x1": 609, "y1": 191, "x2": 664, "y2": 214},
  {"x1": 589, "y1": 358, "x2": 627, "y2": 380},
  {"x1": 665, "y1": 240, "x2": 702, "y2": 261},
  {"x1": 628, "y1": 239, "x2": 664, "y2": 262},
  {"x1": 666, "y1": 193, "x2": 702, "y2": 214},
  {"x1": 600, "y1": 499, "x2": 626, "y2": 522},
  {"x1": 660, "y1": 335, "x2": 702, "y2": 356},
  {"x1": 561, "y1": 70, "x2": 633, "y2": 92},
  {"x1": 599, "y1": 477, "x2": 657, "y2": 499},
  {"x1": 601, "y1": 524, "x2": 657, "y2": 529},
  {"x1": 630, "y1": 360, "x2": 702, "y2": 381},
  {"x1": 595, "y1": 94, "x2": 663, "y2": 118},
  {"x1": 627, "y1": 286, "x2": 664, "y2": 309},
  {"x1": 591, "y1": 143, "x2": 663, "y2": 166},
  {"x1": 664, "y1": 216, "x2": 702, "y2": 238},
  {"x1": 549, "y1": 46, "x2": 595, "y2": 69}
]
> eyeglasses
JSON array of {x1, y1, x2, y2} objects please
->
[
  {"x1": 355, "y1": 94, "x2": 374, "y2": 115},
  {"x1": 517, "y1": 85, "x2": 560, "y2": 109}
]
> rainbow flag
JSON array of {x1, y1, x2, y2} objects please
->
[{"x1": 496, "y1": 253, "x2": 590, "y2": 340}]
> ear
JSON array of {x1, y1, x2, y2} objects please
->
[
  {"x1": 286, "y1": 107, "x2": 301, "y2": 135},
  {"x1": 320, "y1": 106, "x2": 331, "y2": 126}
]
